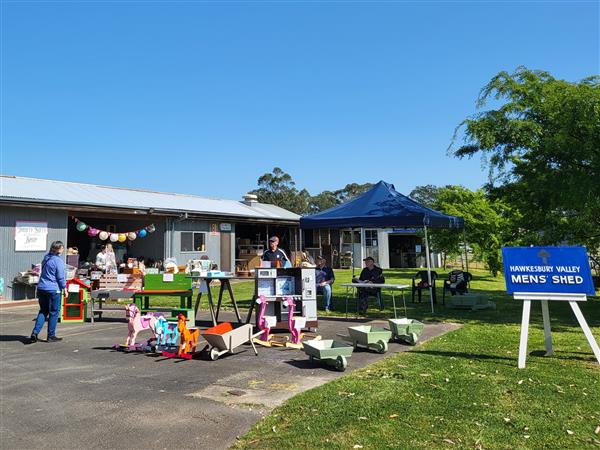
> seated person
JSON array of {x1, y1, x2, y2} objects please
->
[
  {"x1": 315, "y1": 256, "x2": 335, "y2": 311},
  {"x1": 353, "y1": 256, "x2": 385, "y2": 314},
  {"x1": 261, "y1": 236, "x2": 289, "y2": 267}
]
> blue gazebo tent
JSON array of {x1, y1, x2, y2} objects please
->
[{"x1": 300, "y1": 181, "x2": 465, "y2": 312}]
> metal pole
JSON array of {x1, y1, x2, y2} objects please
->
[
  {"x1": 463, "y1": 228, "x2": 469, "y2": 275},
  {"x1": 424, "y1": 225, "x2": 434, "y2": 314},
  {"x1": 351, "y1": 228, "x2": 355, "y2": 278}
]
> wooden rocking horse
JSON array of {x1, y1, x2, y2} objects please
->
[
  {"x1": 176, "y1": 313, "x2": 200, "y2": 358},
  {"x1": 123, "y1": 303, "x2": 162, "y2": 349},
  {"x1": 253, "y1": 295, "x2": 277, "y2": 347},
  {"x1": 283, "y1": 296, "x2": 306, "y2": 348}
]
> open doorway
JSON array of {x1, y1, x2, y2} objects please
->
[
  {"x1": 66, "y1": 214, "x2": 164, "y2": 268},
  {"x1": 388, "y1": 233, "x2": 422, "y2": 268}
]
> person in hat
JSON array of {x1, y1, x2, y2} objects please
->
[
  {"x1": 315, "y1": 256, "x2": 335, "y2": 311},
  {"x1": 353, "y1": 256, "x2": 385, "y2": 314},
  {"x1": 261, "y1": 236, "x2": 289, "y2": 267}
]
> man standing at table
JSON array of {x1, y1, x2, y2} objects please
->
[
  {"x1": 315, "y1": 256, "x2": 335, "y2": 312},
  {"x1": 261, "y1": 236, "x2": 289, "y2": 267},
  {"x1": 353, "y1": 256, "x2": 385, "y2": 314}
]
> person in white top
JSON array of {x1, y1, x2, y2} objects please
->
[{"x1": 95, "y1": 244, "x2": 117, "y2": 273}]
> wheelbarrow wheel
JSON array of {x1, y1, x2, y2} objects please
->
[
  {"x1": 335, "y1": 355, "x2": 347, "y2": 371},
  {"x1": 376, "y1": 340, "x2": 388, "y2": 354},
  {"x1": 408, "y1": 332, "x2": 419, "y2": 346},
  {"x1": 209, "y1": 348, "x2": 220, "y2": 361}
]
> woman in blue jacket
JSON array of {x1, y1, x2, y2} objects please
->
[{"x1": 26, "y1": 241, "x2": 66, "y2": 344}]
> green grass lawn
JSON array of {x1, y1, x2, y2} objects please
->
[{"x1": 217, "y1": 269, "x2": 599, "y2": 450}]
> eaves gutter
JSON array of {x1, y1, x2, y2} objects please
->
[{"x1": 0, "y1": 198, "x2": 300, "y2": 225}]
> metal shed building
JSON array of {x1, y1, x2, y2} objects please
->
[{"x1": 0, "y1": 175, "x2": 300, "y2": 301}]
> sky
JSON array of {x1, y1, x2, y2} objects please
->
[{"x1": 1, "y1": 1, "x2": 598, "y2": 201}]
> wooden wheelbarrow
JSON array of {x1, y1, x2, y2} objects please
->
[
  {"x1": 303, "y1": 339, "x2": 354, "y2": 371},
  {"x1": 203, "y1": 322, "x2": 262, "y2": 361},
  {"x1": 387, "y1": 318, "x2": 424, "y2": 345},
  {"x1": 340, "y1": 325, "x2": 392, "y2": 354}
]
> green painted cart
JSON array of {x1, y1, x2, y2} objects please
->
[
  {"x1": 387, "y1": 318, "x2": 424, "y2": 345},
  {"x1": 303, "y1": 339, "x2": 354, "y2": 371},
  {"x1": 345, "y1": 325, "x2": 392, "y2": 354}
]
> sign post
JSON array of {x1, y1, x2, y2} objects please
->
[{"x1": 502, "y1": 246, "x2": 599, "y2": 368}]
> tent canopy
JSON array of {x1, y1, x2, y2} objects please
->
[{"x1": 300, "y1": 181, "x2": 464, "y2": 229}]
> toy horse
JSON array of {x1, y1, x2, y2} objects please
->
[
  {"x1": 177, "y1": 313, "x2": 199, "y2": 356},
  {"x1": 155, "y1": 315, "x2": 180, "y2": 348},
  {"x1": 125, "y1": 303, "x2": 162, "y2": 347},
  {"x1": 283, "y1": 296, "x2": 306, "y2": 345},
  {"x1": 256, "y1": 295, "x2": 277, "y2": 342}
]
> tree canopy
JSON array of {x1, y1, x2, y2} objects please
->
[
  {"x1": 410, "y1": 184, "x2": 514, "y2": 276},
  {"x1": 451, "y1": 67, "x2": 600, "y2": 249},
  {"x1": 250, "y1": 168, "x2": 372, "y2": 215}
]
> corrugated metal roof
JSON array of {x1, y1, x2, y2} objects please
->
[{"x1": 0, "y1": 175, "x2": 300, "y2": 222}]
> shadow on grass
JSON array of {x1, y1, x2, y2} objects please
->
[
  {"x1": 412, "y1": 349, "x2": 515, "y2": 362},
  {"x1": 528, "y1": 350, "x2": 599, "y2": 363}
]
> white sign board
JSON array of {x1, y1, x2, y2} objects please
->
[
  {"x1": 15, "y1": 221, "x2": 48, "y2": 251},
  {"x1": 502, "y1": 246, "x2": 600, "y2": 368}
]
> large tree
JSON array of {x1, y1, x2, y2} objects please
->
[
  {"x1": 250, "y1": 167, "x2": 311, "y2": 215},
  {"x1": 411, "y1": 184, "x2": 514, "y2": 276},
  {"x1": 250, "y1": 170, "x2": 373, "y2": 214},
  {"x1": 451, "y1": 67, "x2": 600, "y2": 249}
]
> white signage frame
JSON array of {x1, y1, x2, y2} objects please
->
[
  {"x1": 514, "y1": 292, "x2": 600, "y2": 368},
  {"x1": 14, "y1": 221, "x2": 48, "y2": 251}
]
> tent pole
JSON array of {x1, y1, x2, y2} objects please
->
[
  {"x1": 351, "y1": 228, "x2": 355, "y2": 278},
  {"x1": 424, "y1": 225, "x2": 434, "y2": 314},
  {"x1": 463, "y1": 228, "x2": 469, "y2": 275}
]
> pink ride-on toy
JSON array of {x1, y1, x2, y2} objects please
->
[{"x1": 283, "y1": 296, "x2": 306, "y2": 346}]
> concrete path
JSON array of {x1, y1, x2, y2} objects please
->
[{"x1": 0, "y1": 305, "x2": 459, "y2": 449}]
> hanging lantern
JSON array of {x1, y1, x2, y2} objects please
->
[
  {"x1": 87, "y1": 227, "x2": 99, "y2": 237},
  {"x1": 76, "y1": 221, "x2": 87, "y2": 232},
  {"x1": 138, "y1": 229, "x2": 147, "y2": 238},
  {"x1": 127, "y1": 232, "x2": 137, "y2": 241},
  {"x1": 118, "y1": 234, "x2": 127, "y2": 243},
  {"x1": 110, "y1": 233, "x2": 119, "y2": 242},
  {"x1": 146, "y1": 224, "x2": 156, "y2": 233},
  {"x1": 98, "y1": 231, "x2": 109, "y2": 240}
]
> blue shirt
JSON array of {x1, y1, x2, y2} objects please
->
[
  {"x1": 38, "y1": 252, "x2": 66, "y2": 293},
  {"x1": 315, "y1": 265, "x2": 335, "y2": 284}
]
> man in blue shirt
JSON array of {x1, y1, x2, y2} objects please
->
[
  {"x1": 261, "y1": 236, "x2": 289, "y2": 267},
  {"x1": 315, "y1": 256, "x2": 335, "y2": 312}
]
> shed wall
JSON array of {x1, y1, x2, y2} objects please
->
[{"x1": 0, "y1": 206, "x2": 68, "y2": 300}]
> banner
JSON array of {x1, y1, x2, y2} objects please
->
[
  {"x1": 15, "y1": 221, "x2": 48, "y2": 251},
  {"x1": 502, "y1": 246, "x2": 595, "y2": 296}
]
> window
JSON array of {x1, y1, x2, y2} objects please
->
[
  {"x1": 181, "y1": 232, "x2": 206, "y2": 252},
  {"x1": 342, "y1": 230, "x2": 361, "y2": 244},
  {"x1": 365, "y1": 230, "x2": 378, "y2": 247}
]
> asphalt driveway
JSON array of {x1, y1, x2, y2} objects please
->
[{"x1": 0, "y1": 304, "x2": 459, "y2": 449}]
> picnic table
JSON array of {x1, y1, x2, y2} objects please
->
[
  {"x1": 89, "y1": 273, "x2": 142, "y2": 323},
  {"x1": 133, "y1": 274, "x2": 194, "y2": 319}
]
